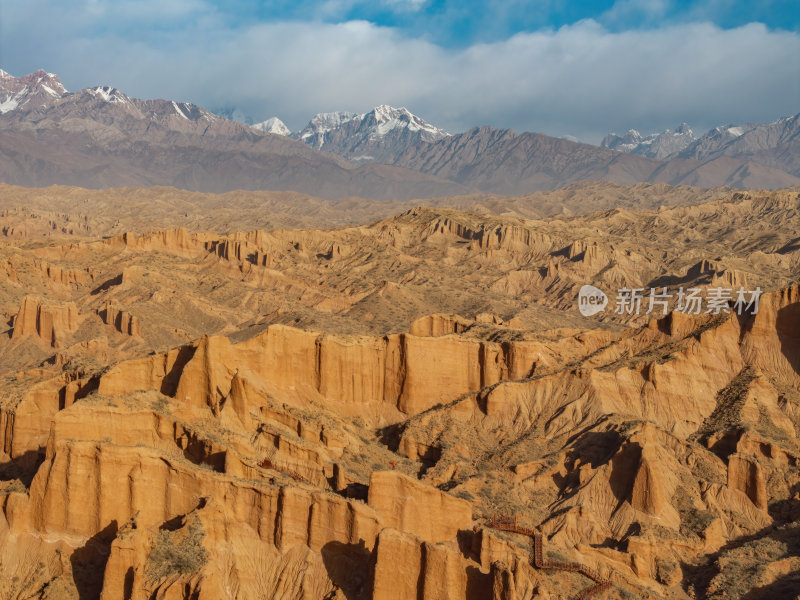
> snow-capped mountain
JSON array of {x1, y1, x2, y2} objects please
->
[
  {"x1": 291, "y1": 105, "x2": 449, "y2": 162},
  {"x1": 87, "y1": 85, "x2": 131, "y2": 105},
  {"x1": 2, "y1": 68, "x2": 798, "y2": 197},
  {"x1": 251, "y1": 117, "x2": 291, "y2": 136},
  {"x1": 0, "y1": 69, "x2": 69, "y2": 113},
  {"x1": 678, "y1": 122, "x2": 762, "y2": 159},
  {"x1": 677, "y1": 114, "x2": 800, "y2": 176},
  {"x1": 0, "y1": 70, "x2": 224, "y2": 128},
  {"x1": 601, "y1": 129, "x2": 646, "y2": 153},
  {"x1": 0, "y1": 69, "x2": 466, "y2": 200},
  {"x1": 603, "y1": 114, "x2": 800, "y2": 177},
  {"x1": 601, "y1": 123, "x2": 696, "y2": 159},
  {"x1": 294, "y1": 111, "x2": 359, "y2": 147}
]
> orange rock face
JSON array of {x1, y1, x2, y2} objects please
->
[
  {"x1": 727, "y1": 454, "x2": 768, "y2": 510},
  {"x1": 11, "y1": 296, "x2": 78, "y2": 347},
  {"x1": 368, "y1": 470, "x2": 473, "y2": 544},
  {"x1": 99, "y1": 302, "x2": 142, "y2": 337},
  {"x1": 1, "y1": 190, "x2": 799, "y2": 599}
]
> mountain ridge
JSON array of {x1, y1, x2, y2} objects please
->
[
  {"x1": 1, "y1": 68, "x2": 797, "y2": 197},
  {"x1": 0, "y1": 70, "x2": 470, "y2": 200},
  {"x1": 603, "y1": 114, "x2": 800, "y2": 177},
  {"x1": 289, "y1": 104, "x2": 450, "y2": 163}
]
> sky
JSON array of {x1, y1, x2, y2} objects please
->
[{"x1": 1, "y1": 0, "x2": 798, "y2": 142}]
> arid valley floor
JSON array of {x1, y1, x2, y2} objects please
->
[{"x1": 1, "y1": 183, "x2": 799, "y2": 599}]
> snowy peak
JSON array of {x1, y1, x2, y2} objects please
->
[
  {"x1": 0, "y1": 68, "x2": 69, "y2": 113},
  {"x1": 720, "y1": 126, "x2": 745, "y2": 137},
  {"x1": 705, "y1": 123, "x2": 752, "y2": 141},
  {"x1": 80, "y1": 86, "x2": 218, "y2": 124},
  {"x1": 159, "y1": 100, "x2": 219, "y2": 123},
  {"x1": 88, "y1": 85, "x2": 130, "y2": 104},
  {"x1": 296, "y1": 111, "x2": 359, "y2": 146},
  {"x1": 602, "y1": 115, "x2": 799, "y2": 176},
  {"x1": 0, "y1": 68, "x2": 224, "y2": 129},
  {"x1": 602, "y1": 123, "x2": 696, "y2": 158},
  {"x1": 601, "y1": 129, "x2": 644, "y2": 153},
  {"x1": 372, "y1": 104, "x2": 405, "y2": 121},
  {"x1": 362, "y1": 104, "x2": 448, "y2": 140},
  {"x1": 251, "y1": 117, "x2": 291, "y2": 136},
  {"x1": 20, "y1": 69, "x2": 68, "y2": 96},
  {"x1": 677, "y1": 114, "x2": 799, "y2": 165},
  {"x1": 292, "y1": 105, "x2": 448, "y2": 161}
]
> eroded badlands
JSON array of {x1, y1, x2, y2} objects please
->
[{"x1": 1, "y1": 186, "x2": 799, "y2": 599}]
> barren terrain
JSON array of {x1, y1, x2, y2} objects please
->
[{"x1": 1, "y1": 184, "x2": 799, "y2": 599}]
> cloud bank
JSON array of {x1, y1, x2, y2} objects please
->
[{"x1": 1, "y1": 0, "x2": 798, "y2": 141}]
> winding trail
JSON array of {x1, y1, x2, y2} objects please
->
[{"x1": 486, "y1": 515, "x2": 614, "y2": 600}]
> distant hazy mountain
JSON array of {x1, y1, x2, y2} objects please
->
[
  {"x1": 291, "y1": 105, "x2": 450, "y2": 163},
  {"x1": 1, "y1": 69, "x2": 797, "y2": 197},
  {"x1": 601, "y1": 123, "x2": 696, "y2": 159},
  {"x1": 676, "y1": 124, "x2": 752, "y2": 159},
  {"x1": 0, "y1": 70, "x2": 466, "y2": 200},
  {"x1": 603, "y1": 114, "x2": 800, "y2": 177},
  {"x1": 389, "y1": 126, "x2": 800, "y2": 194},
  {"x1": 678, "y1": 114, "x2": 800, "y2": 177}
]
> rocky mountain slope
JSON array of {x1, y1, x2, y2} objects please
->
[
  {"x1": 1, "y1": 69, "x2": 797, "y2": 197},
  {"x1": 604, "y1": 114, "x2": 800, "y2": 178},
  {"x1": 601, "y1": 123, "x2": 697, "y2": 159},
  {"x1": 0, "y1": 185, "x2": 799, "y2": 598},
  {"x1": 0, "y1": 69, "x2": 68, "y2": 113},
  {"x1": 678, "y1": 114, "x2": 800, "y2": 177},
  {"x1": 292, "y1": 105, "x2": 450, "y2": 162},
  {"x1": 0, "y1": 71, "x2": 466, "y2": 201},
  {"x1": 389, "y1": 126, "x2": 800, "y2": 194}
]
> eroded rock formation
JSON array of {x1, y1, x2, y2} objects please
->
[
  {"x1": 1, "y1": 190, "x2": 799, "y2": 599},
  {"x1": 10, "y1": 296, "x2": 78, "y2": 347}
]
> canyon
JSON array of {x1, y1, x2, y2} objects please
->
[{"x1": 0, "y1": 185, "x2": 799, "y2": 599}]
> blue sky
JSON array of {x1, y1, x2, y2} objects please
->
[
  {"x1": 1, "y1": 0, "x2": 798, "y2": 142},
  {"x1": 225, "y1": 0, "x2": 800, "y2": 44}
]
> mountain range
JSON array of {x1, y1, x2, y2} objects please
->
[
  {"x1": 601, "y1": 123, "x2": 697, "y2": 159},
  {"x1": 289, "y1": 105, "x2": 450, "y2": 163},
  {"x1": 602, "y1": 116, "x2": 800, "y2": 178},
  {"x1": 1, "y1": 68, "x2": 798, "y2": 199}
]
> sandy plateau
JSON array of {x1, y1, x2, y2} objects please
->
[{"x1": 0, "y1": 183, "x2": 799, "y2": 599}]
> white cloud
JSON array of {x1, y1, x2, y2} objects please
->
[{"x1": 1, "y1": 2, "x2": 798, "y2": 142}]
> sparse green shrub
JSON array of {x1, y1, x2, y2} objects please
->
[
  {"x1": 454, "y1": 489, "x2": 474, "y2": 501},
  {"x1": 1, "y1": 479, "x2": 28, "y2": 495},
  {"x1": 145, "y1": 517, "x2": 208, "y2": 582},
  {"x1": 679, "y1": 507, "x2": 715, "y2": 537},
  {"x1": 152, "y1": 396, "x2": 170, "y2": 413},
  {"x1": 654, "y1": 556, "x2": 681, "y2": 586},
  {"x1": 546, "y1": 549, "x2": 571, "y2": 563}
]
